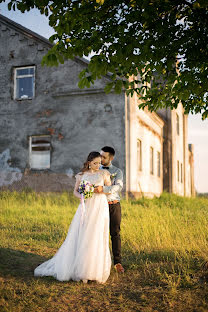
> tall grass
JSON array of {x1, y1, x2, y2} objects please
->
[
  {"x1": 122, "y1": 192, "x2": 208, "y2": 260},
  {"x1": 0, "y1": 191, "x2": 208, "y2": 311},
  {"x1": 1, "y1": 190, "x2": 208, "y2": 264}
]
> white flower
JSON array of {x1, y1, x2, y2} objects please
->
[{"x1": 110, "y1": 173, "x2": 117, "y2": 179}]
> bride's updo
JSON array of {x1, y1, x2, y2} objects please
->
[{"x1": 80, "y1": 151, "x2": 101, "y2": 173}]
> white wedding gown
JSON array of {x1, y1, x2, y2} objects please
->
[{"x1": 34, "y1": 171, "x2": 111, "y2": 283}]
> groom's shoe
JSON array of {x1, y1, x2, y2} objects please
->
[{"x1": 114, "y1": 263, "x2": 124, "y2": 273}]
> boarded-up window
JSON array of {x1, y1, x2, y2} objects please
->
[
  {"x1": 157, "y1": 151, "x2": 161, "y2": 177},
  {"x1": 137, "y1": 139, "x2": 142, "y2": 171},
  {"x1": 150, "y1": 146, "x2": 154, "y2": 175},
  {"x1": 29, "y1": 135, "x2": 51, "y2": 169},
  {"x1": 14, "y1": 66, "x2": 35, "y2": 100}
]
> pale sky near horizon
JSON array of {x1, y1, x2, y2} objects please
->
[{"x1": 0, "y1": 2, "x2": 208, "y2": 193}]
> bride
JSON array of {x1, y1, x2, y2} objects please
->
[{"x1": 34, "y1": 151, "x2": 112, "y2": 283}]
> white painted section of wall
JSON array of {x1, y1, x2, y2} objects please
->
[
  {"x1": 127, "y1": 94, "x2": 164, "y2": 197},
  {"x1": 65, "y1": 168, "x2": 74, "y2": 178},
  {"x1": 0, "y1": 149, "x2": 22, "y2": 186},
  {"x1": 136, "y1": 120, "x2": 163, "y2": 196}
]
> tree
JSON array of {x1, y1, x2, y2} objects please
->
[{"x1": 1, "y1": 0, "x2": 208, "y2": 118}]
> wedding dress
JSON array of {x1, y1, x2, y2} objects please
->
[{"x1": 34, "y1": 170, "x2": 111, "y2": 283}]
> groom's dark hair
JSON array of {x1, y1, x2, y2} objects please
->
[{"x1": 101, "y1": 146, "x2": 115, "y2": 156}]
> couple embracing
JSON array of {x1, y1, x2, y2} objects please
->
[{"x1": 34, "y1": 146, "x2": 124, "y2": 283}]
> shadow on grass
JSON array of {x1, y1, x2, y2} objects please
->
[
  {"x1": 0, "y1": 246, "x2": 206, "y2": 286},
  {"x1": 122, "y1": 247, "x2": 202, "y2": 272},
  {"x1": 0, "y1": 247, "x2": 48, "y2": 278}
]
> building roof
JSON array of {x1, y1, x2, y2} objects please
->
[
  {"x1": 0, "y1": 13, "x2": 53, "y2": 46},
  {"x1": 0, "y1": 13, "x2": 90, "y2": 65}
]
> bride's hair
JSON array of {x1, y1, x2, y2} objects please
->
[{"x1": 80, "y1": 151, "x2": 101, "y2": 173}]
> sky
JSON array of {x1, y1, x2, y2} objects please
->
[{"x1": 0, "y1": 2, "x2": 208, "y2": 193}]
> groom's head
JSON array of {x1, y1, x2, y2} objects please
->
[{"x1": 100, "y1": 146, "x2": 115, "y2": 166}]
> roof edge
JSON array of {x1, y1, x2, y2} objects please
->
[
  {"x1": 0, "y1": 14, "x2": 90, "y2": 64},
  {"x1": 0, "y1": 13, "x2": 53, "y2": 46},
  {"x1": 0, "y1": 14, "x2": 112, "y2": 79}
]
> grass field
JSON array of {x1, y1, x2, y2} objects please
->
[{"x1": 0, "y1": 191, "x2": 208, "y2": 312}]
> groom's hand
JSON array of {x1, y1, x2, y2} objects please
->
[{"x1": 94, "y1": 186, "x2": 103, "y2": 193}]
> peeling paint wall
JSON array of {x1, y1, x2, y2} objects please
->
[{"x1": 0, "y1": 149, "x2": 22, "y2": 186}]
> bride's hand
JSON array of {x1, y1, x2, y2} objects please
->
[{"x1": 94, "y1": 186, "x2": 103, "y2": 193}]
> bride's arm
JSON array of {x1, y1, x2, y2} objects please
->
[
  {"x1": 104, "y1": 171, "x2": 111, "y2": 186},
  {"x1": 102, "y1": 170, "x2": 111, "y2": 194},
  {"x1": 73, "y1": 174, "x2": 82, "y2": 199},
  {"x1": 94, "y1": 170, "x2": 111, "y2": 194}
]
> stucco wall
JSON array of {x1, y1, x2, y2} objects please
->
[
  {"x1": 126, "y1": 94, "x2": 164, "y2": 198},
  {"x1": 157, "y1": 104, "x2": 193, "y2": 197}
]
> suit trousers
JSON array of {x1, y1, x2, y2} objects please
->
[{"x1": 109, "y1": 202, "x2": 121, "y2": 265}]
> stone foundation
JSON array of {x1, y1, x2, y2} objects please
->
[{"x1": 0, "y1": 171, "x2": 75, "y2": 192}]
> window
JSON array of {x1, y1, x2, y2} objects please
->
[
  {"x1": 176, "y1": 113, "x2": 179, "y2": 135},
  {"x1": 14, "y1": 66, "x2": 35, "y2": 99},
  {"x1": 137, "y1": 139, "x2": 142, "y2": 171},
  {"x1": 181, "y1": 163, "x2": 183, "y2": 183},
  {"x1": 29, "y1": 135, "x2": 51, "y2": 169},
  {"x1": 177, "y1": 160, "x2": 180, "y2": 182},
  {"x1": 150, "y1": 146, "x2": 154, "y2": 175},
  {"x1": 157, "y1": 151, "x2": 161, "y2": 177}
]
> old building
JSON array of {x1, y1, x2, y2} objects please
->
[
  {"x1": 157, "y1": 106, "x2": 195, "y2": 197},
  {"x1": 0, "y1": 14, "x2": 195, "y2": 197},
  {"x1": 125, "y1": 95, "x2": 164, "y2": 198}
]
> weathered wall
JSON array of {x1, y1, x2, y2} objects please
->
[
  {"x1": 157, "y1": 108, "x2": 172, "y2": 193},
  {"x1": 171, "y1": 103, "x2": 185, "y2": 195},
  {"x1": 157, "y1": 104, "x2": 193, "y2": 196},
  {"x1": 0, "y1": 16, "x2": 125, "y2": 191},
  {"x1": 125, "y1": 94, "x2": 164, "y2": 198}
]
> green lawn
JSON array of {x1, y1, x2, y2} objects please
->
[{"x1": 0, "y1": 191, "x2": 208, "y2": 312}]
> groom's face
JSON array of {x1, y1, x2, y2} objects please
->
[{"x1": 100, "y1": 151, "x2": 114, "y2": 166}]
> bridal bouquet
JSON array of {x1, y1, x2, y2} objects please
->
[
  {"x1": 78, "y1": 180, "x2": 95, "y2": 199},
  {"x1": 78, "y1": 180, "x2": 95, "y2": 225}
]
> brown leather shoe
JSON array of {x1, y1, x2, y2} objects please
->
[{"x1": 114, "y1": 263, "x2": 124, "y2": 273}]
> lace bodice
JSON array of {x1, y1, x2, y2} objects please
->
[{"x1": 76, "y1": 170, "x2": 110, "y2": 186}]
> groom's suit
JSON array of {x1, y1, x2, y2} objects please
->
[{"x1": 101, "y1": 164, "x2": 123, "y2": 265}]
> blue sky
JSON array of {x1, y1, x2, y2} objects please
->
[{"x1": 0, "y1": 2, "x2": 208, "y2": 193}]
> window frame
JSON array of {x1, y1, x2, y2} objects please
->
[
  {"x1": 157, "y1": 151, "x2": 161, "y2": 177},
  {"x1": 176, "y1": 113, "x2": 180, "y2": 135},
  {"x1": 137, "y1": 139, "x2": 142, "y2": 171},
  {"x1": 177, "y1": 160, "x2": 180, "y2": 182},
  {"x1": 14, "y1": 65, "x2": 35, "y2": 100},
  {"x1": 150, "y1": 146, "x2": 154, "y2": 175}
]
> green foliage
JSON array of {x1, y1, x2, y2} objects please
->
[{"x1": 1, "y1": 0, "x2": 208, "y2": 118}]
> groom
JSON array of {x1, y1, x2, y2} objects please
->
[{"x1": 94, "y1": 146, "x2": 124, "y2": 273}]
